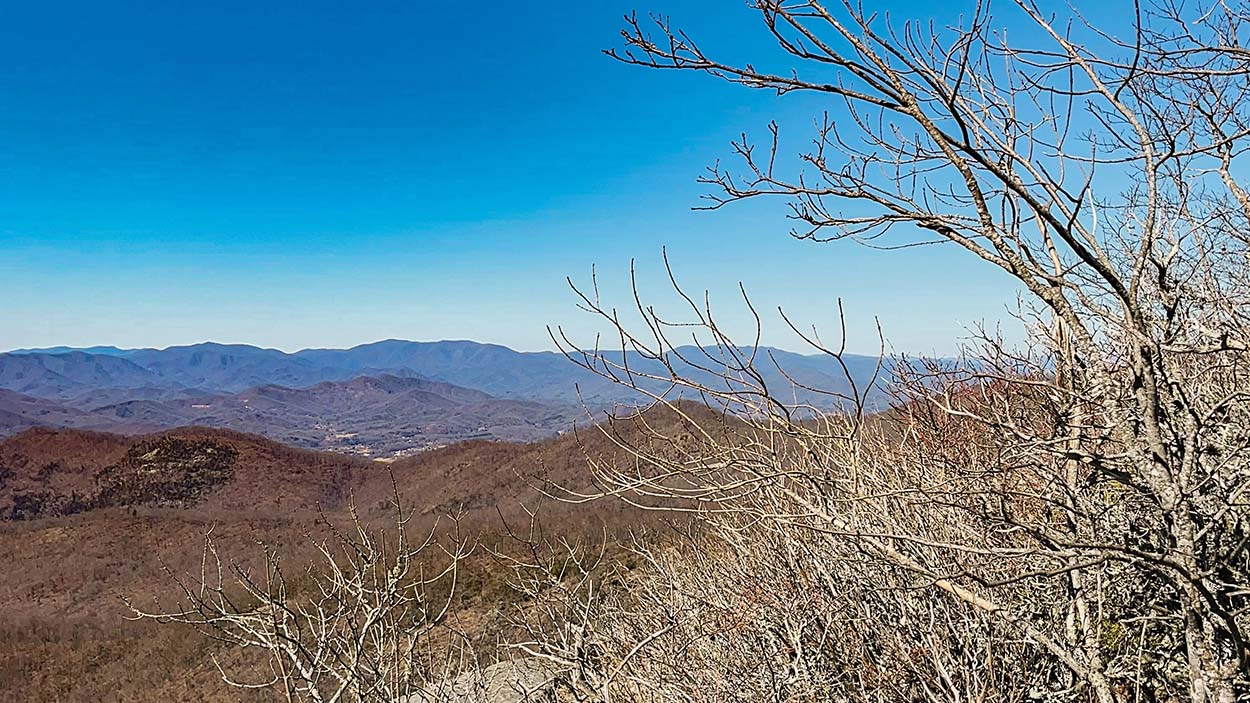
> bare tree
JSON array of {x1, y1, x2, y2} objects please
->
[
  {"x1": 127, "y1": 498, "x2": 479, "y2": 703},
  {"x1": 532, "y1": 1, "x2": 1250, "y2": 701}
]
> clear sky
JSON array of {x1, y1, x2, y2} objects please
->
[{"x1": 1, "y1": 0, "x2": 1026, "y2": 356}]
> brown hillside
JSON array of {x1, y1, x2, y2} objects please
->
[
  {"x1": 0, "y1": 425, "x2": 393, "y2": 702},
  {"x1": 368, "y1": 401, "x2": 738, "y2": 533},
  {"x1": 0, "y1": 406, "x2": 721, "y2": 702},
  {"x1": 0, "y1": 426, "x2": 376, "y2": 521}
]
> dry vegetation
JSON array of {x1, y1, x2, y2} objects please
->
[
  {"x1": 510, "y1": 1, "x2": 1250, "y2": 700},
  {"x1": 13, "y1": 0, "x2": 1250, "y2": 701},
  {"x1": 0, "y1": 418, "x2": 678, "y2": 702}
]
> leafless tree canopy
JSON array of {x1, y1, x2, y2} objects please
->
[
  {"x1": 531, "y1": 1, "x2": 1250, "y2": 701},
  {"x1": 127, "y1": 498, "x2": 480, "y2": 702}
]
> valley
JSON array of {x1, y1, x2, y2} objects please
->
[{"x1": 0, "y1": 339, "x2": 890, "y2": 458}]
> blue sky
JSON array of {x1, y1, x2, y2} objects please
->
[{"x1": 1, "y1": 0, "x2": 1025, "y2": 355}]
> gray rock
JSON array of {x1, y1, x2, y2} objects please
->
[{"x1": 409, "y1": 658, "x2": 562, "y2": 702}]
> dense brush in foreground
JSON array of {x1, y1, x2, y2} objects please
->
[{"x1": 128, "y1": 366, "x2": 1248, "y2": 701}]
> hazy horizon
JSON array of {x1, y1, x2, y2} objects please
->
[{"x1": 3, "y1": 336, "x2": 900, "y2": 358}]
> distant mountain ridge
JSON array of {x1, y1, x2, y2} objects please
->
[
  {"x1": 1, "y1": 339, "x2": 892, "y2": 406},
  {"x1": 0, "y1": 339, "x2": 895, "y2": 455},
  {"x1": 0, "y1": 351, "x2": 162, "y2": 400},
  {"x1": 7, "y1": 345, "x2": 132, "y2": 356}
]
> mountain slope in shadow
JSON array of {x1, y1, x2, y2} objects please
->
[{"x1": 3, "y1": 375, "x2": 582, "y2": 458}]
